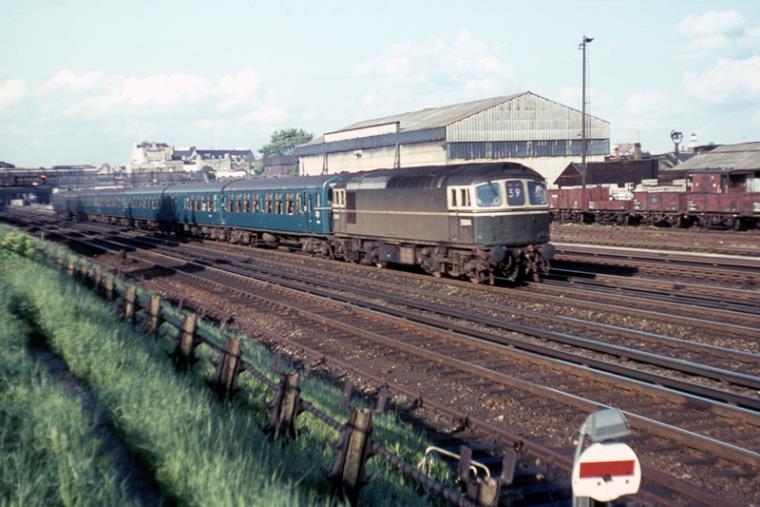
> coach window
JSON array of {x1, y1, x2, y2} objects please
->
[
  {"x1": 449, "y1": 189, "x2": 457, "y2": 207},
  {"x1": 475, "y1": 182, "x2": 502, "y2": 207},
  {"x1": 505, "y1": 180, "x2": 526, "y2": 206},
  {"x1": 286, "y1": 193, "x2": 294, "y2": 214},
  {"x1": 528, "y1": 182, "x2": 547, "y2": 205},
  {"x1": 295, "y1": 193, "x2": 301, "y2": 213},
  {"x1": 253, "y1": 195, "x2": 260, "y2": 213},
  {"x1": 275, "y1": 194, "x2": 283, "y2": 215},
  {"x1": 266, "y1": 193, "x2": 272, "y2": 214}
]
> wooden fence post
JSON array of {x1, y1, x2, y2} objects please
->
[
  {"x1": 146, "y1": 294, "x2": 162, "y2": 336},
  {"x1": 172, "y1": 313, "x2": 198, "y2": 371},
  {"x1": 264, "y1": 372, "x2": 302, "y2": 438},
  {"x1": 123, "y1": 285, "x2": 137, "y2": 325},
  {"x1": 210, "y1": 336, "x2": 243, "y2": 399},
  {"x1": 326, "y1": 408, "x2": 375, "y2": 505},
  {"x1": 102, "y1": 274, "x2": 115, "y2": 300},
  {"x1": 93, "y1": 267, "x2": 102, "y2": 290}
]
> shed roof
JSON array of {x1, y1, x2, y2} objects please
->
[
  {"x1": 333, "y1": 94, "x2": 523, "y2": 134},
  {"x1": 664, "y1": 142, "x2": 760, "y2": 173}
]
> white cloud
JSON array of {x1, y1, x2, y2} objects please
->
[
  {"x1": 0, "y1": 79, "x2": 26, "y2": 109},
  {"x1": 556, "y1": 85, "x2": 614, "y2": 111},
  {"x1": 40, "y1": 69, "x2": 102, "y2": 94},
  {"x1": 242, "y1": 106, "x2": 288, "y2": 124},
  {"x1": 625, "y1": 91, "x2": 671, "y2": 115},
  {"x1": 354, "y1": 56, "x2": 410, "y2": 76},
  {"x1": 683, "y1": 56, "x2": 760, "y2": 103},
  {"x1": 352, "y1": 29, "x2": 514, "y2": 115},
  {"x1": 677, "y1": 10, "x2": 746, "y2": 38},
  {"x1": 74, "y1": 72, "x2": 211, "y2": 114},
  {"x1": 214, "y1": 69, "x2": 260, "y2": 108},
  {"x1": 120, "y1": 73, "x2": 209, "y2": 106},
  {"x1": 677, "y1": 10, "x2": 759, "y2": 53}
]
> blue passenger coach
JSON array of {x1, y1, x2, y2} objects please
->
[{"x1": 54, "y1": 174, "x2": 343, "y2": 245}]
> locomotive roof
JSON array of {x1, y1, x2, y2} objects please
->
[{"x1": 341, "y1": 163, "x2": 542, "y2": 190}]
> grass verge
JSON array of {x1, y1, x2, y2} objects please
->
[
  {"x1": 0, "y1": 271, "x2": 135, "y2": 506},
  {"x1": 0, "y1": 225, "x2": 450, "y2": 506}
]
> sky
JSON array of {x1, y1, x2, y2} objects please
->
[{"x1": 1, "y1": 0, "x2": 759, "y2": 166}]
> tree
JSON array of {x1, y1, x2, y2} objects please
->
[{"x1": 259, "y1": 128, "x2": 313, "y2": 159}]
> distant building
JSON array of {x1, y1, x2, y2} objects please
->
[
  {"x1": 129, "y1": 142, "x2": 183, "y2": 173},
  {"x1": 262, "y1": 155, "x2": 297, "y2": 177},
  {"x1": 659, "y1": 141, "x2": 760, "y2": 190},
  {"x1": 129, "y1": 141, "x2": 254, "y2": 178},
  {"x1": 294, "y1": 91, "x2": 610, "y2": 185},
  {"x1": 554, "y1": 159, "x2": 659, "y2": 187}
]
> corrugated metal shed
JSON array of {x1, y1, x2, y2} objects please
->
[
  {"x1": 664, "y1": 142, "x2": 760, "y2": 174},
  {"x1": 295, "y1": 91, "x2": 609, "y2": 156},
  {"x1": 447, "y1": 93, "x2": 609, "y2": 142}
]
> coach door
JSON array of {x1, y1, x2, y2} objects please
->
[
  {"x1": 218, "y1": 193, "x2": 228, "y2": 226},
  {"x1": 305, "y1": 192, "x2": 315, "y2": 233}
]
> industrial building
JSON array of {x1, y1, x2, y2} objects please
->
[
  {"x1": 294, "y1": 91, "x2": 610, "y2": 185},
  {"x1": 661, "y1": 141, "x2": 760, "y2": 191}
]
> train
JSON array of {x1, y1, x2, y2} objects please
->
[
  {"x1": 52, "y1": 162, "x2": 554, "y2": 283},
  {"x1": 550, "y1": 170, "x2": 760, "y2": 230}
]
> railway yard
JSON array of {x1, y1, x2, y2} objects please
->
[{"x1": 2, "y1": 208, "x2": 759, "y2": 506}]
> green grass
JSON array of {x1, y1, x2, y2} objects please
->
[
  {"x1": 0, "y1": 225, "x2": 452, "y2": 506},
  {"x1": 0, "y1": 275, "x2": 135, "y2": 507}
]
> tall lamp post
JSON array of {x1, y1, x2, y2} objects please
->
[{"x1": 579, "y1": 35, "x2": 593, "y2": 191}]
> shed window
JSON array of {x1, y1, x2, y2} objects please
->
[{"x1": 450, "y1": 189, "x2": 457, "y2": 207}]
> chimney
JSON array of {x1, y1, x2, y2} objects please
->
[{"x1": 633, "y1": 142, "x2": 642, "y2": 160}]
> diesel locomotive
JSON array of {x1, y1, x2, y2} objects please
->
[{"x1": 52, "y1": 162, "x2": 553, "y2": 282}]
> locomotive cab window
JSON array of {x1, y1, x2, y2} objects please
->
[
  {"x1": 527, "y1": 182, "x2": 548, "y2": 206},
  {"x1": 475, "y1": 182, "x2": 503, "y2": 208},
  {"x1": 505, "y1": 181, "x2": 525, "y2": 206}
]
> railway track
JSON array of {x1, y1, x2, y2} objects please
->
[
  {"x1": 551, "y1": 223, "x2": 760, "y2": 257},
  {"x1": 82, "y1": 232, "x2": 760, "y2": 398},
  {"x1": 5, "y1": 211, "x2": 759, "y2": 506},
  {"x1": 552, "y1": 245, "x2": 760, "y2": 289}
]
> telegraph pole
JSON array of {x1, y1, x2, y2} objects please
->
[{"x1": 580, "y1": 35, "x2": 593, "y2": 190}]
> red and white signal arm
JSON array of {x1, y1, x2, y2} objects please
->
[{"x1": 572, "y1": 442, "x2": 641, "y2": 502}]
